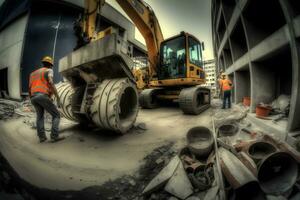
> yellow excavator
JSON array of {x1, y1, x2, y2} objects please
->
[{"x1": 78, "y1": 0, "x2": 211, "y2": 114}]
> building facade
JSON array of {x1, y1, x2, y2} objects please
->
[
  {"x1": 0, "y1": 0, "x2": 146, "y2": 100},
  {"x1": 203, "y1": 59, "x2": 217, "y2": 91},
  {"x1": 211, "y1": 0, "x2": 300, "y2": 133}
]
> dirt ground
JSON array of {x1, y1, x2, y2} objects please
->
[{"x1": 0, "y1": 107, "x2": 213, "y2": 196}]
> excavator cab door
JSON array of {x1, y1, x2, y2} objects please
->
[{"x1": 187, "y1": 35, "x2": 204, "y2": 80}]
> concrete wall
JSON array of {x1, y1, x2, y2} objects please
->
[
  {"x1": 211, "y1": 0, "x2": 300, "y2": 132},
  {"x1": 0, "y1": 14, "x2": 28, "y2": 99}
]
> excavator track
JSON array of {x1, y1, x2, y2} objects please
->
[
  {"x1": 139, "y1": 88, "x2": 161, "y2": 109},
  {"x1": 179, "y1": 87, "x2": 211, "y2": 115}
]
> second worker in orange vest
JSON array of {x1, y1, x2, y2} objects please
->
[
  {"x1": 29, "y1": 56, "x2": 64, "y2": 143},
  {"x1": 219, "y1": 73, "x2": 233, "y2": 109}
]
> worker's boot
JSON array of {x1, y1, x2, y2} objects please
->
[
  {"x1": 39, "y1": 137, "x2": 47, "y2": 143},
  {"x1": 50, "y1": 136, "x2": 65, "y2": 143}
]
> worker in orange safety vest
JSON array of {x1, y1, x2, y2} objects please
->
[
  {"x1": 29, "y1": 56, "x2": 64, "y2": 143},
  {"x1": 219, "y1": 73, "x2": 233, "y2": 109}
]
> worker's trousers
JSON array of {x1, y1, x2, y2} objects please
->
[
  {"x1": 222, "y1": 90, "x2": 231, "y2": 109},
  {"x1": 31, "y1": 93, "x2": 60, "y2": 139}
]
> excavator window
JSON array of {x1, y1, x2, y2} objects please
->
[
  {"x1": 159, "y1": 35, "x2": 186, "y2": 80},
  {"x1": 188, "y1": 37, "x2": 203, "y2": 67}
]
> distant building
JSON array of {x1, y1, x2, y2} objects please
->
[
  {"x1": 203, "y1": 59, "x2": 216, "y2": 90},
  {"x1": 0, "y1": 0, "x2": 146, "y2": 100}
]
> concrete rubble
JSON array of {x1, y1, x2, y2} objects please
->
[
  {"x1": 140, "y1": 99, "x2": 300, "y2": 200},
  {"x1": 211, "y1": 99, "x2": 300, "y2": 200},
  {"x1": 141, "y1": 127, "x2": 220, "y2": 200},
  {"x1": 164, "y1": 161, "x2": 194, "y2": 199},
  {"x1": 0, "y1": 99, "x2": 20, "y2": 120},
  {"x1": 0, "y1": 98, "x2": 59, "y2": 131}
]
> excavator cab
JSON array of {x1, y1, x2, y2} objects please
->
[{"x1": 158, "y1": 32, "x2": 205, "y2": 84}]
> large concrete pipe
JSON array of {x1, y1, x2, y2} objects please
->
[
  {"x1": 258, "y1": 152, "x2": 298, "y2": 195},
  {"x1": 55, "y1": 82, "x2": 78, "y2": 121},
  {"x1": 219, "y1": 147, "x2": 257, "y2": 189},
  {"x1": 219, "y1": 147, "x2": 266, "y2": 200},
  {"x1": 55, "y1": 78, "x2": 138, "y2": 133},
  {"x1": 90, "y1": 78, "x2": 138, "y2": 133}
]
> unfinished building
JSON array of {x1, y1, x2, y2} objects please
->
[
  {"x1": 0, "y1": 0, "x2": 146, "y2": 100},
  {"x1": 211, "y1": 0, "x2": 300, "y2": 135}
]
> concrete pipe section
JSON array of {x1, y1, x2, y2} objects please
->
[
  {"x1": 90, "y1": 78, "x2": 139, "y2": 133},
  {"x1": 218, "y1": 123, "x2": 238, "y2": 137},
  {"x1": 219, "y1": 147, "x2": 265, "y2": 200},
  {"x1": 186, "y1": 126, "x2": 214, "y2": 157},
  {"x1": 258, "y1": 152, "x2": 298, "y2": 195},
  {"x1": 55, "y1": 78, "x2": 138, "y2": 134},
  {"x1": 55, "y1": 82, "x2": 78, "y2": 122},
  {"x1": 247, "y1": 141, "x2": 277, "y2": 163}
]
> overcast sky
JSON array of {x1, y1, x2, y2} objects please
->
[{"x1": 106, "y1": 0, "x2": 214, "y2": 60}]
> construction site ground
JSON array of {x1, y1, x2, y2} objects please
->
[
  {"x1": 0, "y1": 104, "x2": 213, "y2": 199},
  {"x1": 2, "y1": 99, "x2": 295, "y2": 200}
]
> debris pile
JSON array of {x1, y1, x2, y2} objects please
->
[
  {"x1": 213, "y1": 104, "x2": 249, "y2": 128},
  {"x1": 91, "y1": 142, "x2": 177, "y2": 200},
  {"x1": 216, "y1": 120, "x2": 300, "y2": 200},
  {"x1": 141, "y1": 127, "x2": 222, "y2": 200},
  {"x1": 0, "y1": 98, "x2": 53, "y2": 131},
  {"x1": 255, "y1": 95, "x2": 291, "y2": 121},
  {"x1": 0, "y1": 102, "x2": 15, "y2": 120},
  {"x1": 0, "y1": 99, "x2": 21, "y2": 120},
  {"x1": 140, "y1": 116, "x2": 300, "y2": 199}
]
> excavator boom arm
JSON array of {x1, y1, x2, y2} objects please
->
[{"x1": 116, "y1": 0, "x2": 164, "y2": 77}]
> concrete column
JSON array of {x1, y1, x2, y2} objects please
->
[
  {"x1": 250, "y1": 62, "x2": 276, "y2": 112},
  {"x1": 235, "y1": 69, "x2": 250, "y2": 103},
  {"x1": 279, "y1": 0, "x2": 300, "y2": 132}
]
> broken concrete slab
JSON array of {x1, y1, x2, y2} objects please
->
[
  {"x1": 164, "y1": 161, "x2": 194, "y2": 199},
  {"x1": 142, "y1": 155, "x2": 180, "y2": 195},
  {"x1": 203, "y1": 184, "x2": 219, "y2": 200}
]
